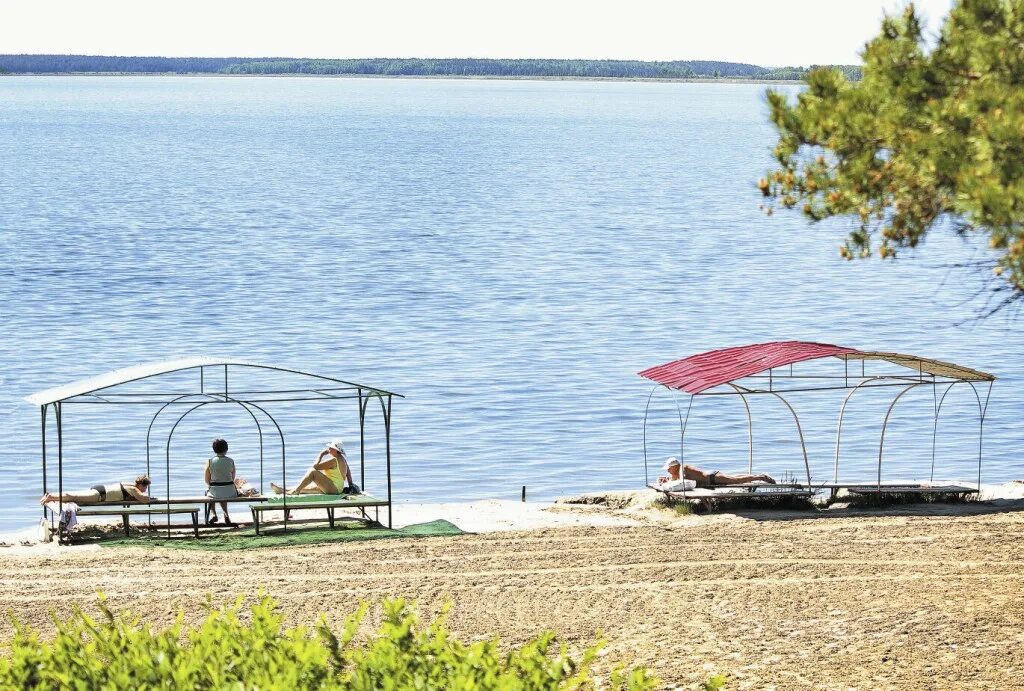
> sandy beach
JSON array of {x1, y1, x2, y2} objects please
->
[{"x1": 1, "y1": 487, "x2": 1022, "y2": 689}]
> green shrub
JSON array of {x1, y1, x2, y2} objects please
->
[{"x1": 0, "y1": 594, "x2": 660, "y2": 690}]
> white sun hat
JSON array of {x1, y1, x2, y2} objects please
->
[
  {"x1": 326, "y1": 439, "x2": 345, "y2": 452},
  {"x1": 663, "y1": 457, "x2": 681, "y2": 471}
]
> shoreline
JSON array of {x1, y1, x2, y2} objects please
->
[
  {"x1": 1, "y1": 72, "x2": 803, "y2": 85},
  {"x1": 5, "y1": 480, "x2": 1023, "y2": 551}
]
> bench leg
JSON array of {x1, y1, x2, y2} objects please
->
[
  {"x1": 192, "y1": 512, "x2": 199, "y2": 538},
  {"x1": 253, "y1": 511, "x2": 260, "y2": 536},
  {"x1": 328, "y1": 508, "x2": 335, "y2": 529},
  {"x1": 123, "y1": 514, "x2": 130, "y2": 537}
]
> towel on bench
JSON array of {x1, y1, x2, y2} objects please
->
[{"x1": 657, "y1": 478, "x2": 697, "y2": 492}]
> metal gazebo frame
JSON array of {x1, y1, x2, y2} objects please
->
[
  {"x1": 639, "y1": 342, "x2": 995, "y2": 496},
  {"x1": 26, "y1": 358, "x2": 402, "y2": 535}
]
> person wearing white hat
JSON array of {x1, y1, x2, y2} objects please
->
[
  {"x1": 271, "y1": 439, "x2": 357, "y2": 495},
  {"x1": 658, "y1": 456, "x2": 776, "y2": 489}
]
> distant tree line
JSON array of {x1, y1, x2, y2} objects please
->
[
  {"x1": 0, "y1": 55, "x2": 861, "y2": 80},
  {"x1": 0, "y1": 55, "x2": 275, "y2": 74},
  {"x1": 217, "y1": 58, "x2": 765, "y2": 78}
]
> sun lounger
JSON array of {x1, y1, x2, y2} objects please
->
[
  {"x1": 815, "y1": 482, "x2": 979, "y2": 500},
  {"x1": 50, "y1": 505, "x2": 199, "y2": 544},
  {"x1": 648, "y1": 483, "x2": 813, "y2": 507},
  {"x1": 250, "y1": 493, "x2": 389, "y2": 535}
]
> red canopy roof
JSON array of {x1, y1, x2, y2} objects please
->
[{"x1": 638, "y1": 341, "x2": 860, "y2": 394}]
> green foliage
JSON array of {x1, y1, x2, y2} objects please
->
[
  {"x1": 762, "y1": 0, "x2": 1024, "y2": 295},
  {"x1": 0, "y1": 594, "x2": 659, "y2": 690},
  {"x1": 703, "y1": 674, "x2": 728, "y2": 691}
]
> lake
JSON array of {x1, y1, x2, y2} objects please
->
[{"x1": 1, "y1": 76, "x2": 1021, "y2": 531}]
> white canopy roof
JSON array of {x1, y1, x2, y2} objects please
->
[{"x1": 24, "y1": 357, "x2": 398, "y2": 405}]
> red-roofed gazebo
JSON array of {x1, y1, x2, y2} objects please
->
[{"x1": 638, "y1": 341, "x2": 994, "y2": 497}]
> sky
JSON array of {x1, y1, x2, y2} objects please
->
[{"x1": 1, "y1": 0, "x2": 956, "y2": 66}]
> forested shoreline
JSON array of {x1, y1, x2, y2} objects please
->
[{"x1": 0, "y1": 55, "x2": 861, "y2": 80}]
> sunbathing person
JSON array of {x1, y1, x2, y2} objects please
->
[
  {"x1": 205, "y1": 438, "x2": 239, "y2": 526},
  {"x1": 40, "y1": 475, "x2": 152, "y2": 505},
  {"x1": 659, "y1": 457, "x2": 775, "y2": 489},
  {"x1": 271, "y1": 439, "x2": 359, "y2": 496}
]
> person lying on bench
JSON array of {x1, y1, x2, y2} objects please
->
[
  {"x1": 40, "y1": 475, "x2": 152, "y2": 505},
  {"x1": 659, "y1": 457, "x2": 775, "y2": 489},
  {"x1": 205, "y1": 437, "x2": 239, "y2": 526},
  {"x1": 270, "y1": 439, "x2": 359, "y2": 496}
]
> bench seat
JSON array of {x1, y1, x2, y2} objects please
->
[
  {"x1": 50, "y1": 505, "x2": 200, "y2": 543},
  {"x1": 648, "y1": 484, "x2": 814, "y2": 505},
  {"x1": 815, "y1": 483, "x2": 979, "y2": 498},
  {"x1": 250, "y1": 494, "x2": 388, "y2": 534}
]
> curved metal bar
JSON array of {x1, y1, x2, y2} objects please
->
[
  {"x1": 641, "y1": 386, "x2": 690, "y2": 486},
  {"x1": 225, "y1": 399, "x2": 285, "y2": 514},
  {"x1": 641, "y1": 387, "x2": 658, "y2": 487},
  {"x1": 877, "y1": 383, "x2": 927, "y2": 487},
  {"x1": 679, "y1": 393, "x2": 694, "y2": 463},
  {"x1": 765, "y1": 391, "x2": 812, "y2": 486},
  {"x1": 359, "y1": 392, "x2": 393, "y2": 527},
  {"x1": 360, "y1": 392, "x2": 371, "y2": 491},
  {"x1": 223, "y1": 398, "x2": 265, "y2": 494},
  {"x1": 165, "y1": 402, "x2": 214, "y2": 534},
  {"x1": 833, "y1": 376, "x2": 886, "y2": 483},
  {"x1": 964, "y1": 381, "x2": 993, "y2": 490},
  {"x1": 929, "y1": 382, "x2": 960, "y2": 482},
  {"x1": 726, "y1": 384, "x2": 753, "y2": 473},
  {"x1": 385, "y1": 394, "x2": 393, "y2": 528},
  {"x1": 40, "y1": 404, "x2": 48, "y2": 516},
  {"x1": 146, "y1": 393, "x2": 221, "y2": 482},
  {"x1": 56, "y1": 403, "x2": 63, "y2": 520},
  {"x1": 162, "y1": 398, "x2": 285, "y2": 534}
]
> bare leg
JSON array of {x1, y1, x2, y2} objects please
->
[
  {"x1": 289, "y1": 469, "x2": 340, "y2": 495},
  {"x1": 271, "y1": 483, "x2": 321, "y2": 495},
  {"x1": 711, "y1": 472, "x2": 777, "y2": 486},
  {"x1": 220, "y1": 501, "x2": 231, "y2": 522},
  {"x1": 40, "y1": 489, "x2": 102, "y2": 505}
]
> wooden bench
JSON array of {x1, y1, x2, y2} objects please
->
[
  {"x1": 56, "y1": 505, "x2": 200, "y2": 544},
  {"x1": 250, "y1": 494, "x2": 389, "y2": 535},
  {"x1": 145, "y1": 496, "x2": 268, "y2": 524}
]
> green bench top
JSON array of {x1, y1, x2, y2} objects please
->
[
  {"x1": 76, "y1": 505, "x2": 199, "y2": 516},
  {"x1": 254, "y1": 493, "x2": 387, "y2": 510}
]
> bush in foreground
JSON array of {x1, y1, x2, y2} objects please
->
[{"x1": 0, "y1": 595, "x2": 662, "y2": 689}]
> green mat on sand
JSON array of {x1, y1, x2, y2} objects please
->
[{"x1": 97, "y1": 519, "x2": 464, "y2": 551}]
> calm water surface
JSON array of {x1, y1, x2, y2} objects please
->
[{"x1": 1, "y1": 76, "x2": 1021, "y2": 531}]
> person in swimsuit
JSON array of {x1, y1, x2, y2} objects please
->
[
  {"x1": 271, "y1": 439, "x2": 357, "y2": 495},
  {"x1": 39, "y1": 475, "x2": 152, "y2": 505},
  {"x1": 205, "y1": 438, "x2": 239, "y2": 526},
  {"x1": 659, "y1": 457, "x2": 776, "y2": 489}
]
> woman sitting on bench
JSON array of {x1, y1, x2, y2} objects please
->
[
  {"x1": 40, "y1": 475, "x2": 152, "y2": 505},
  {"x1": 659, "y1": 457, "x2": 776, "y2": 489},
  {"x1": 205, "y1": 438, "x2": 239, "y2": 526},
  {"x1": 271, "y1": 439, "x2": 358, "y2": 495}
]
